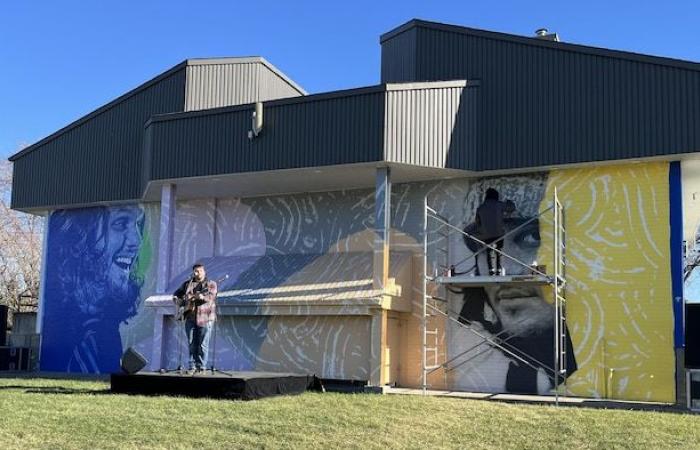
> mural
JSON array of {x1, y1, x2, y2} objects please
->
[
  {"x1": 39, "y1": 162, "x2": 676, "y2": 402},
  {"x1": 41, "y1": 205, "x2": 151, "y2": 373},
  {"x1": 683, "y1": 160, "x2": 700, "y2": 303},
  {"x1": 445, "y1": 175, "x2": 578, "y2": 395},
  {"x1": 156, "y1": 188, "x2": 437, "y2": 378},
  {"x1": 435, "y1": 164, "x2": 674, "y2": 401},
  {"x1": 543, "y1": 163, "x2": 674, "y2": 402}
]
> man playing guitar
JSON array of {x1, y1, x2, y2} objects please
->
[{"x1": 172, "y1": 263, "x2": 218, "y2": 373}]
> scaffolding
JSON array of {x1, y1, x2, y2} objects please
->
[{"x1": 421, "y1": 188, "x2": 568, "y2": 404}]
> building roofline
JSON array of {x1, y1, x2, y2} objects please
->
[
  {"x1": 145, "y1": 80, "x2": 478, "y2": 126},
  {"x1": 9, "y1": 57, "x2": 306, "y2": 162},
  {"x1": 380, "y1": 19, "x2": 700, "y2": 73},
  {"x1": 8, "y1": 61, "x2": 188, "y2": 162},
  {"x1": 186, "y1": 56, "x2": 307, "y2": 95}
]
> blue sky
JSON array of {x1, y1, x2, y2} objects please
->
[{"x1": 2, "y1": 0, "x2": 699, "y2": 157}]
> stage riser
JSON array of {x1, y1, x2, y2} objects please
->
[{"x1": 111, "y1": 372, "x2": 319, "y2": 400}]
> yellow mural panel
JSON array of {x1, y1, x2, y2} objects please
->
[{"x1": 539, "y1": 163, "x2": 675, "y2": 402}]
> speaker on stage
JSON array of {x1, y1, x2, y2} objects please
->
[
  {"x1": 686, "y1": 304, "x2": 700, "y2": 369},
  {"x1": 120, "y1": 347, "x2": 147, "y2": 374}
]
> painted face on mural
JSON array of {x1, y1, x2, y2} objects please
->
[
  {"x1": 465, "y1": 218, "x2": 552, "y2": 338},
  {"x1": 42, "y1": 204, "x2": 148, "y2": 373},
  {"x1": 472, "y1": 217, "x2": 541, "y2": 277},
  {"x1": 474, "y1": 216, "x2": 552, "y2": 335},
  {"x1": 482, "y1": 284, "x2": 553, "y2": 336},
  {"x1": 105, "y1": 206, "x2": 144, "y2": 294},
  {"x1": 454, "y1": 175, "x2": 573, "y2": 393}
]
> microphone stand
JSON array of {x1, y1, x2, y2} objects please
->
[
  {"x1": 160, "y1": 277, "x2": 195, "y2": 375},
  {"x1": 209, "y1": 274, "x2": 232, "y2": 377},
  {"x1": 159, "y1": 313, "x2": 187, "y2": 374}
]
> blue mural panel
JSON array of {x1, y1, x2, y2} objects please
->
[
  {"x1": 669, "y1": 161, "x2": 684, "y2": 348},
  {"x1": 41, "y1": 205, "x2": 146, "y2": 373}
]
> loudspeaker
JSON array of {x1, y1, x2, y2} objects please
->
[
  {"x1": 686, "y1": 304, "x2": 700, "y2": 369},
  {"x1": 120, "y1": 347, "x2": 147, "y2": 374},
  {"x1": 0, "y1": 305, "x2": 7, "y2": 346},
  {"x1": 0, "y1": 347, "x2": 30, "y2": 371}
]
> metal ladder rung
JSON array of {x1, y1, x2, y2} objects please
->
[
  {"x1": 425, "y1": 329, "x2": 439, "y2": 336},
  {"x1": 425, "y1": 365, "x2": 442, "y2": 371}
]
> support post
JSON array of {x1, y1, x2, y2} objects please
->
[
  {"x1": 368, "y1": 308, "x2": 383, "y2": 386},
  {"x1": 422, "y1": 195, "x2": 428, "y2": 394},
  {"x1": 374, "y1": 167, "x2": 391, "y2": 290},
  {"x1": 157, "y1": 184, "x2": 176, "y2": 293},
  {"x1": 554, "y1": 187, "x2": 560, "y2": 405},
  {"x1": 34, "y1": 211, "x2": 52, "y2": 367},
  {"x1": 149, "y1": 309, "x2": 167, "y2": 371}
]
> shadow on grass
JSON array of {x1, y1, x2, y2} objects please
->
[{"x1": 0, "y1": 385, "x2": 112, "y2": 395}]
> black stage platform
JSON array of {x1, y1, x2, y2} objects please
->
[{"x1": 111, "y1": 371, "x2": 320, "y2": 400}]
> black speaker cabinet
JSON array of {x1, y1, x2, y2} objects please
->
[
  {"x1": 0, "y1": 347, "x2": 30, "y2": 371},
  {"x1": 120, "y1": 347, "x2": 148, "y2": 374},
  {"x1": 688, "y1": 370, "x2": 700, "y2": 411},
  {"x1": 0, "y1": 305, "x2": 7, "y2": 346},
  {"x1": 686, "y1": 304, "x2": 700, "y2": 369}
]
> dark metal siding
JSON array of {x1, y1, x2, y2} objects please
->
[
  {"x1": 382, "y1": 24, "x2": 700, "y2": 170},
  {"x1": 11, "y1": 69, "x2": 186, "y2": 210},
  {"x1": 380, "y1": 27, "x2": 418, "y2": 83},
  {"x1": 146, "y1": 91, "x2": 385, "y2": 181}
]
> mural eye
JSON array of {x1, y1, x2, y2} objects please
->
[
  {"x1": 513, "y1": 226, "x2": 541, "y2": 248},
  {"x1": 111, "y1": 218, "x2": 128, "y2": 232}
]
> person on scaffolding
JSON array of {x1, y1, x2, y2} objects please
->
[{"x1": 474, "y1": 188, "x2": 516, "y2": 276}]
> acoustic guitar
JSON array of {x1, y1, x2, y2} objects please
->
[{"x1": 173, "y1": 274, "x2": 228, "y2": 321}]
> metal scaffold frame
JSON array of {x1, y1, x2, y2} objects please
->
[{"x1": 421, "y1": 188, "x2": 568, "y2": 405}]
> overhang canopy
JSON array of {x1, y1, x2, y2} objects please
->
[{"x1": 142, "y1": 80, "x2": 478, "y2": 201}]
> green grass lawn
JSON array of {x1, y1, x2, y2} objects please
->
[{"x1": 0, "y1": 377, "x2": 699, "y2": 449}]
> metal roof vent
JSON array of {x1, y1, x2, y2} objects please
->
[{"x1": 534, "y1": 28, "x2": 560, "y2": 42}]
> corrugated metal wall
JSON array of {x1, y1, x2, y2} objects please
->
[
  {"x1": 384, "y1": 83, "x2": 479, "y2": 169},
  {"x1": 257, "y1": 65, "x2": 305, "y2": 102},
  {"x1": 185, "y1": 63, "x2": 261, "y2": 111},
  {"x1": 12, "y1": 59, "x2": 306, "y2": 210},
  {"x1": 381, "y1": 23, "x2": 700, "y2": 170},
  {"x1": 146, "y1": 89, "x2": 385, "y2": 182},
  {"x1": 14, "y1": 22, "x2": 700, "y2": 210},
  {"x1": 11, "y1": 68, "x2": 186, "y2": 210},
  {"x1": 380, "y1": 27, "x2": 418, "y2": 83},
  {"x1": 184, "y1": 61, "x2": 303, "y2": 112}
]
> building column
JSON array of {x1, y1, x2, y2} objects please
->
[
  {"x1": 374, "y1": 167, "x2": 391, "y2": 290},
  {"x1": 156, "y1": 184, "x2": 176, "y2": 293},
  {"x1": 368, "y1": 307, "x2": 383, "y2": 386},
  {"x1": 35, "y1": 211, "x2": 52, "y2": 369}
]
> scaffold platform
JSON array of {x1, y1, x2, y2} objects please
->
[{"x1": 433, "y1": 274, "x2": 552, "y2": 287}]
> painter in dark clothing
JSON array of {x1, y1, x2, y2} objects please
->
[{"x1": 474, "y1": 188, "x2": 516, "y2": 276}]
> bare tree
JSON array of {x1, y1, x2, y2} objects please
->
[{"x1": 0, "y1": 159, "x2": 43, "y2": 315}]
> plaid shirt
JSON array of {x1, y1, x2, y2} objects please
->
[{"x1": 173, "y1": 277, "x2": 218, "y2": 326}]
